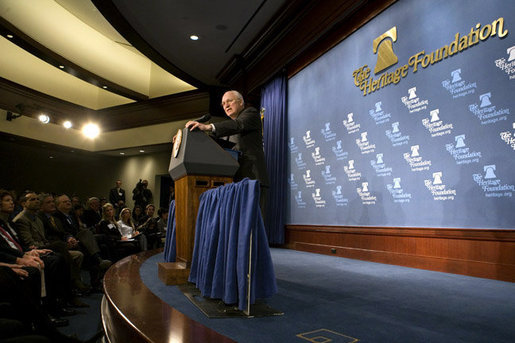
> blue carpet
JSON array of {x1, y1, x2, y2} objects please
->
[{"x1": 140, "y1": 248, "x2": 515, "y2": 343}]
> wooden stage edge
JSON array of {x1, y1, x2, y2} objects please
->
[{"x1": 101, "y1": 249, "x2": 235, "y2": 343}]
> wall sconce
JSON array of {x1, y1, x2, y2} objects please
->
[{"x1": 6, "y1": 111, "x2": 21, "y2": 121}]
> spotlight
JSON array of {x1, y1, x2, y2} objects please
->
[
  {"x1": 190, "y1": 35, "x2": 199, "y2": 41},
  {"x1": 63, "y1": 120, "x2": 73, "y2": 129},
  {"x1": 38, "y1": 114, "x2": 50, "y2": 124},
  {"x1": 139, "y1": 150, "x2": 145, "y2": 153},
  {"x1": 82, "y1": 123, "x2": 100, "y2": 139}
]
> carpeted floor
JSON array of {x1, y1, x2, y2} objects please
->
[{"x1": 140, "y1": 248, "x2": 515, "y2": 343}]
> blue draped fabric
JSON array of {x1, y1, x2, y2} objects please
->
[
  {"x1": 189, "y1": 178, "x2": 278, "y2": 310},
  {"x1": 163, "y1": 200, "x2": 176, "y2": 262},
  {"x1": 261, "y1": 73, "x2": 287, "y2": 244}
]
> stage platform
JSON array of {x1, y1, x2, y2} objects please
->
[{"x1": 101, "y1": 249, "x2": 234, "y2": 343}]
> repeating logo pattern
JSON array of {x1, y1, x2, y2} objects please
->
[
  {"x1": 473, "y1": 165, "x2": 514, "y2": 198},
  {"x1": 422, "y1": 109, "x2": 454, "y2": 137},
  {"x1": 441, "y1": 69, "x2": 477, "y2": 98},
  {"x1": 445, "y1": 134, "x2": 482, "y2": 164},
  {"x1": 424, "y1": 172, "x2": 457, "y2": 201},
  {"x1": 468, "y1": 92, "x2": 510, "y2": 125},
  {"x1": 401, "y1": 87, "x2": 429, "y2": 113}
]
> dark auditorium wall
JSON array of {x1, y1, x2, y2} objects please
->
[{"x1": 0, "y1": 137, "x2": 170, "y2": 209}]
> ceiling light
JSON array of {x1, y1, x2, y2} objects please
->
[
  {"x1": 139, "y1": 150, "x2": 145, "y2": 153},
  {"x1": 59, "y1": 65, "x2": 65, "y2": 69},
  {"x1": 63, "y1": 120, "x2": 73, "y2": 129},
  {"x1": 120, "y1": 152, "x2": 125, "y2": 155},
  {"x1": 82, "y1": 123, "x2": 100, "y2": 139},
  {"x1": 102, "y1": 85, "x2": 107, "y2": 89},
  {"x1": 38, "y1": 114, "x2": 50, "y2": 124},
  {"x1": 190, "y1": 35, "x2": 199, "y2": 41},
  {"x1": 6, "y1": 34, "x2": 13, "y2": 39}
]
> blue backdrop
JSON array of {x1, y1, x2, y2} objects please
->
[{"x1": 287, "y1": 0, "x2": 515, "y2": 228}]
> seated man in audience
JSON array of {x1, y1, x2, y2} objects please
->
[
  {"x1": 137, "y1": 204, "x2": 161, "y2": 249},
  {"x1": 37, "y1": 193, "x2": 89, "y2": 294},
  {"x1": 0, "y1": 189, "x2": 76, "y2": 324},
  {"x1": 0, "y1": 264, "x2": 84, "y2": 342},
  {"x1": 53, "y1": 194, "x2": 111, "y2": 291},
  {"x1": 12, "y1": 191, "x2": 88, "y2": 307},
  {"x1": 81, "y1": 197, "x2": 101, "y2": 229}
]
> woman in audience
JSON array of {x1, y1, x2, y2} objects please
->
[
  {"x1": 132, "y1": 205, "x2": 144, "y2": 226},
  {"x1": 97, "y1": 203, "x2": 138, "y2": 261},
  {"x1": 117, "y1": 208, "x2": 147, "y2": 251}
]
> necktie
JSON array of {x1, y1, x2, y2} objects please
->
[
  {"x1": 49, "y1": 216, "x2": 57, "y2": 228},
  {"x1": 0, "y1": 224, "x2": 23, "y2": 251}
]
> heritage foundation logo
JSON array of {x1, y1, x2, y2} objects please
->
[
  {"x1": 468, "y1": 92, "x2": 510, "y2": 125},
  {"x1": 369, "y1": 101, "x2": 392, "y2": 125},
  {"x1": 385, "y1": 121, "x2": 410, "y2": 146},
  {"x1": 355, "y1": 131, "x2": 376, "y2": 154},
  {"x1": 494, "y1": 45, "x2": 515, "y2": 80},
  {"x1": 422, "y1": 109, "x2": 453, "y2": 137},
  {"x1": 288, "y1": 173, "x2": 298, "y2": 190},
  {"x1": 303, "y1": 170, "x2": 315, "y2": 188},
  {"x1": 311, "y1": 147, "x2": 326, "y2": 165},
  {"x1": 294, "y1": 191, "x2": 307, "y2": 208},
  {"x1": 303, "y1": 130, "x2": 316, "y2": 148},
  {"x1": 401, "y1": 86, "x2": 429, "y2": 113},
  {"x1": 386, "y1": 177, "x2": 412, "y2": 203},
  {"x1": 295, "y1": 152, "x2": 307, "y2": 170},
  {"x1": 321, "y1": 122, "x2": 337, "y2": 141},
  {"x1": 445, "y1": 134, "x2": 482, "y2": 164},
  {"x1": 353, "y1": 18, "x2": 508, "y2": 96},
  {"x1": 473, "y1": 165, "x2": 514, "y2": 198},
  {"x1": 288, "y1": 137, "x2": 299, "y2": 153},
  {"x1": 370, "y1": 153, "x2": 393, "y2": 177},
  {"x1": 403, "y1": 145, "x2": 432, "y2": 171},
  {"x1": 331, "y1": 140, "x2": 349, "y2": 160},
  {"x1": 441, "y1": 68, "x2": 477, "y2": 98},
  {"x1": 499, "y1": 122, "x2": 515, "y2": 150},
  {"x1": 424, "y1": 172, "x2": 457, "y2": 201},
  {"x1": 344, "y1": 159, "x2": 361, "y2": 181},
  {"x1": 332, "y1": 185, "x2": 349, "y2": 207},
  {"x1": 357, "y1": 182, "x2": 377, "y2": 205},
  {"x1": 321, "y1": 165, "x2": 337, "y2": 185},
  {"x1": 343, "y1": 112, "x2": 360, "y2": 134},
  {"x1": 311, "y1": 188, "x2": 327, "y2": 208}
]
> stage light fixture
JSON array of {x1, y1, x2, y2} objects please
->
[
  {"x1": 190, "y1": 35, "x2": 199, "y2": 40},
  {"x1": 63, "y1": 120, "x2": 72, "y2": 129},
  {"x1": 6, "y1": 111, "x2": 21, "y2": 121},
  {"x1": 38, "y1": 114, "x2": 50, "y2": 124},
  {"x1": 82, "y1": 123, "x2": 100, "y2": 139}
]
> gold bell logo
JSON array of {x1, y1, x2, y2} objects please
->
[{"x1": 373, "y1": 27, "x2": 398, "y2": 74}]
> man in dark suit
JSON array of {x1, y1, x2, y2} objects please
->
[
  {"x1": 185, "y1": 90, "x2": 269, "y2": 214},
  {"x1": 109, "y1": 180, "x2": 125, "y2": 216}
]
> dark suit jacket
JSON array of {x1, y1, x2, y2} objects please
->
[
  {"x1": 0, "y1": 218, "x2": 25, "y2": 263},
  {"x1": 213, "y1": 107, "x2": 269, "y2": 187},
  {"x1": 109, "y1": 187, "x2": 126, "y2": 207}
]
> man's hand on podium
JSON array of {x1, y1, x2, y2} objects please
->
[{"x1": 186, "y1": 120, "x2": 212, "y2": 132}]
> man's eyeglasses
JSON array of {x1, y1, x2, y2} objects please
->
[{"x1": 221, "y1": 98, "x2": 237, "y2": 107}]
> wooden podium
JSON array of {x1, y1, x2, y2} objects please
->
[{"x1": 158, "y1": 128, "x2": 239, "y2": 285}]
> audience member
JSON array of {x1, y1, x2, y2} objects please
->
[
  {"x1": 70, "y1": 195, "x2": 81, "y2": 209},
  {"x1": 156, "y1": 207, "x2": 169, "y2": 236},
  {"x1": 132, "y1": 205, "x2": 144, "y2": 224},
  {"x1": 0, "y1": 265, "x2": 83, "y2": 342},
  {"x1": 132, "y1": 179, "x2": 152, "y2": 209},
  {"x1": 81, "y1": 197, "x2": 101, "y2": 229},
  {"x1": 137, "y1": 204, "x2": 161, "y2": 249},
  {"x1": 37, "y1": 193, "x2": 88, "y2": 294},
  {"x1": 117, "y1": 208, "x2": 147, "y2": 251},
  {"x1": 97, "y1": 203, "x2": 139, "y2": 261},
  {"x1": 0, "y1": 190, "x2": 77, "y2": 323},
  {"x1": 53, "y1": 194, "x2": 111, "y2": 292},
  {"x1": 12, "y1": 192, "x2": 88, "y2": 308},
  {"x1": 108, "y1": 180, "x2": 125, "y2": 216}
]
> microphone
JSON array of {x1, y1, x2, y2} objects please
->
[{"x1": 194, "y1": 113, "x2": 211, "y2": 123}]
